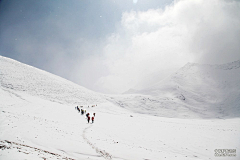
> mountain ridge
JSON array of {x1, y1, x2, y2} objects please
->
[{"x1": 0, "y1": 56, "x2": 105, "y2": 105}]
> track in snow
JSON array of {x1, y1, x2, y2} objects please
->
[{"x1": 83, "y1": 125, "x2": 113, "y2": 160}]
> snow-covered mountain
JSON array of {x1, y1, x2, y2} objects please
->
[
  {"x1": 0, "y1": 56, "x2": 239, "y2": 160},
  {"x1": 0, "y1": 56, "x2": 105, "y2": 105},
  {"x1": 112, "y1": 60, "x2": 240, "y2": 118},
  {"x1": 1, "y1": 55, "x2": 239, "y2": 118}
]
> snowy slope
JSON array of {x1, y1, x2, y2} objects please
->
[
  {"x1": 143, "y1": 60, "x2": 240, "y2": 107},
  {"x1": 0, "y1": 56, "x2": 105, "y2": 105},
  {"x1": 0, "y1": 56, "x2": 240, "y2": 160},
  {"x1": 0, "y1": 55, "x2": 116, "y2": 159},
  {"x1": 113, "y1": 60, "x2": 240, "y2": 118}
]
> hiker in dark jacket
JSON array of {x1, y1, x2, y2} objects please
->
[{"x1": 86, "y1": 113, "x2": 90, "y2": 118}]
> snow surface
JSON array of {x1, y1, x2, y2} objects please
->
[{"x1": 0, "y1": 56, "x2": 240, "y2": 160}]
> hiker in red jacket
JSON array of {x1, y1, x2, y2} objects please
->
[
  {"x1": 92, "y1": 116, "x2": 94, "y2": 123},
  {"x1": 87, "y1": 116, "x2": 90, "y2": 123}
]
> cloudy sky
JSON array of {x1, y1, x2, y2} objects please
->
[{"x1": 0, "y1": 0, "x2": 240, "y2": 94}]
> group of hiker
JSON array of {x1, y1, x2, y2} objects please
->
[
  {"x1": 76, "y1": 106, "x2": 85, "y2": 114},
  {"x1": 86, "y1": 112, "x2": 95, "y2": 123},
  {"x1": 76, "y1": 106, "x2": 96, "y2": 123}
]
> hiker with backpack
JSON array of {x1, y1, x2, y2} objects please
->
[{"x1": 77, "y1": 106, "x2": 80, "y2": 113}]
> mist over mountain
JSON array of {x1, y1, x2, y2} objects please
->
[
  {"x1": 119, "y1": 60, "x2": 240, "y2": 118},
  {"x1": 1, "y1": 55, "x2": 240, "y2": 118}
]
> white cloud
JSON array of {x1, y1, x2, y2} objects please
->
[
  {"x1": 92, "y1": 0, "x2": 240, "y2": 93},
  {"x1": 133, "y1": 0, "x2": 138, "y2": 4}
]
